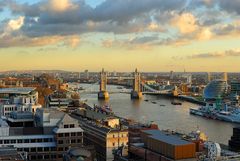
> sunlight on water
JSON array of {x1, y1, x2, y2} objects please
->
[{"x1": 74, "y1": 83, "x2": 236, "y2": 145}]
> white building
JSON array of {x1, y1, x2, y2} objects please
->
[{"x1": 0, "y1": 88, "x2": 41, "y2": 117}]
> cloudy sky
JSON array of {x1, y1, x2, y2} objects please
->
[{"x1": 0, "y1": 0, "x2": 240, "y2": 72}]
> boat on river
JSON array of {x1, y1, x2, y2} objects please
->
[{"x1": 190, "y1": 102, "x2": 240, "y2": 123}]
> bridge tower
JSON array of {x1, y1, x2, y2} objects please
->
[
  {"x1": 131, "y1": 68, "x2": 143, "y2": 99},
  {"x1": 98, "y1": 68, "x2": 109, "y2": 99}
]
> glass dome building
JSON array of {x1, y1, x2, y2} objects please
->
[{"x1": 203, "y1": 80, "x2": 228, "y2": 100}]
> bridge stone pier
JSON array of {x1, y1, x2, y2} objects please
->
[
  {"x1": 131, "y1": 68, "x2": 143, "y2": 99},
  {"x1": 98, "y1": 68, "x2": 109, "y2": 99},
  {"x1": 98, "y1": 68, "x2": 143, "y2": 100}
]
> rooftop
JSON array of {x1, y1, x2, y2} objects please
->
[
  {"x1": 0, "y1": 87, "x2": 36, "y2": 95},
  {"x1": 142, "y1": 130, "x2": 193, "y2": 146}
]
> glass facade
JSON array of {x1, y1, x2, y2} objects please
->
[{"x1": 203, "y1": 80, "x2": 227, "y2": 100}]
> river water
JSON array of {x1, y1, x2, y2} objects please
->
[{"x1": 74, "y1": 83, "x2": 237, "y2": 145}]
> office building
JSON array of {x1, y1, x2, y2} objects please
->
[
  {"x1": 230, "y1": 81, "x2": 240, "y2": 95},
  {"x1": 0, "y1": 108, "x2": 84, "y2": 161},
  {"x1": 72, "y1": 113, "x2": 128, "y2": 161},
  {"x1": 203, "y1": 80, "x2": 228, "y2": 100},
  {"x1": 45, "y1": 91, "x2": 70, "y2": 109},
  {"x1": 0, "y1": 88, "x2": 41, "y2": 117}
]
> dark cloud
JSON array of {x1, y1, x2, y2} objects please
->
[
  {"x1": 1, "y1": 0, "x2": 240, "y2": 48},
  {"x1": 214, "y1": 24, "x2": 235, "y2": 35},
  {"x1": 218, "y1": 0, "x2": 240, "y2": 15},
  {"x1": 3, "y1": 0, "x2": 188, "y2": 37},
  {"x1": 93, "y1": 0, "x2": 187, "y2": 22}
]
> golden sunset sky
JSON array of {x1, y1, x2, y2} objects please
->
[{"x1": 0, "y1": 0, "x2": 240, "y2": 72}]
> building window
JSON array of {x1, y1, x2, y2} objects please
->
[
  {"x1": 17, "y1": 140, "x2": 23, "y2": 143},
  {"x1": 64, "y1": 124, "x2": 69, "y2": 128},
  {"x1": 31, "y1": 156, "x2": 36, "y2": 160},
  {"x1": 0, "y1": 140, "x2": 2, "y2": 144},
  {"x1": 4, "y1": 140, "x2": 9, "y2": 144},
  {"x1": 51, "y1": 147, "x2": 56, "y2": 151},
  {"x1": 44, "y1": 147, "x2": 49, "y2": 152},
  {"x1": 44, "y1": 155, "x2": 50, "y2": 159},
  {"x1": 10, "y1": 140, "x2": 16, "y2": 144},
  {"x1": 58, "y1": 140, "x2": 63, "y2": 144},
  {"x1": 71, "y1": 133, "x2": 76, "y2": 136},
  {"x1": 37, "y1": 139, "x2": 42, "y2": 142},
  {"x1": 37, "y1": 147, "x2": 43, "y2": 152},
  {"x1": 58, "y1": 147, "x2": 63, "y2": 151},
  {"x1": 77, "y1": 139, "x2": 82, "y2": 143},
  {"x1": 30, "y1": 139, "x2": 36, "y2": 143},
  {"x1": 71, "y1": 139, "x2": 76, "y2": 144},
  {"x1": 51, "y1": 155, "x2": 56, "y2": 159},
  {"x1": 113, "y1": 134, "x2": 115, "y2": 138},
  {"x1": 43, "y1": 138, "x2": 48, "y2": 142},
  {"x1": 30, "y1": 148, "x2": 36, "y2": 152},
  {"x1": 77, "y1": 132, "x2": 82, "y2": 136},
  {"x1": 37, "y1": 155, "x2": 43, "y2": 160},
  {"x1": 58, "y1": 154, "x2": 63, "y2": 158},
  {"x1": 24, "y1": 148, "x2": 29, "y2": 152},
  {"x1": 70, "y1": 124, "x2": 75, "y2": 128},
  {"x1": 58, "y1": 133, "x2": 63, "y2": 137},
  {"x1": 65, "y1": 133, "x2": 69, "y2": 137},
  {"x1": 24, "y1": 139, "x2": 29, "y2": 143}
]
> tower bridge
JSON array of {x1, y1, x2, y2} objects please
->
[
  {"x1": 73, "y1": 68, "x2": 178, "y2": 100},
  {"x1": 98, "y1": 68, "x2": 143, "y2": 100}
]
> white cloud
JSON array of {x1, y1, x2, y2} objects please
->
[
  {"x1": 172, "y1": 13, "x2": 198, "y2": 34},
  {"x1": 49, "y1": 0, "x2": 76, "y2": 12},
  {"x1": 8, "y1": 16, "x2": 25, "y2": 30}
]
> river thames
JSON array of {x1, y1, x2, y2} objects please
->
[{"x1": 75, "y1": 83, "x2": 237, "y2": 145}]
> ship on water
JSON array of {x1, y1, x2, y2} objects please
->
[{"x1": 190, "y1": 101, "x2": 240, "y2": 123}]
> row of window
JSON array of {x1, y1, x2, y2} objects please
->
[
  {"x1": 57, "y1": 139, "x2": 82, "y2": 144},
  {"x1": 112, "y1": 142, "x2": 126, "y2": 147},
  {"x1": 57, "y1": 132, "x2": 82, "y2": 137},
  {"x1": 17, "y1": 147, "x2": 56, "y2": 152},
  {"x1": 57, "y1": 147, "x2": 70, "y2": 151},
  {"x1": 63, "y1": 124, "x2": 75, "y2": 128},
  {"x1": 0, "y1": 138, "x2": 53, "y2": 144},
  {"x1": 112, "y1": 133, "x2": 128, "y2": 138},
  {"x1": 3, "y1": 106, "x2": 17, "y2": 111},
  {"x1": 29, "y1": 154, "x2": 62, "y2": 160}
]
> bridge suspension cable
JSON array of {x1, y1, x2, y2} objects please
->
[{"x1": 141, "y1": 82, "x2": 174, "y2": 94}]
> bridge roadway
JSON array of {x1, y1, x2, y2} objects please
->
[
  {"x1": 78, "y1": 91, "x2": 131, "y2": 94},
  {"x1": 67, "y1": 81, "x2": 174, "y2": 95},
  {"x1": 77, "y1": 90, "x2": 171, "y2": 95}
]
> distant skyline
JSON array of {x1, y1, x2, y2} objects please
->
[{"x1": 0, "y1": 0, "x2": 240, "y2": 72}]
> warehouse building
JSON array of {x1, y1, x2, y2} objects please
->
[{"x1": 141, "y1": 130, "x2": 196, "y2": 160}]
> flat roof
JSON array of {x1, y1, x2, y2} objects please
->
[
  {"x1": 143, "y1": 130, "x2": 192, "y2": 146},
  {"x1": 0, "y1": 87, "x2": 36, "y2": 95}
]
